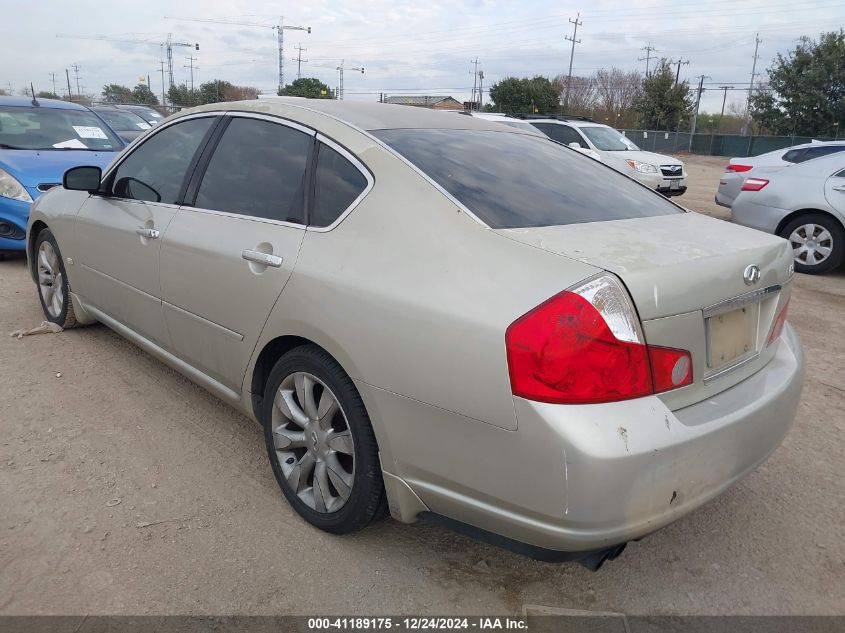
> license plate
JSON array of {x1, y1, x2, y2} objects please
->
[
  {"x1": 706, "y1": 306, "x2": 757, "y2": 369},
  {"x1": 669, "y1": 180, "x2": 680, "y2": 190}
]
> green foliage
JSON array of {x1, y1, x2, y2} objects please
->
[
  {"x1": 278, "y1": 77, "x2": 334, "y2": 99},
  {"x1": 102, "y1": 84, "x2": 134, "y2": 104},
  {"x1": 167, "y1": 83, "x2": 200, "y2": 107},
  {"x1": 167, "y1": 80, "x2": 259, "y2": 107},
  {"x1": 632, "y1": 60, "x2": 693, "y2": 129},
  {"x1": 132, "y1": 84, "x2": 158, "y2": 105},
  {"x1": 750, "y1": 30, "x2": 845, "y2": 136},
  {"x1": 36, "y1": 91, "x2": 61, "y2": 99},
  {"x1": 488, "y1": 76, "x2": 559, "y2": 115}
]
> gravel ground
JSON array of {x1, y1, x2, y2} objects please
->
[{"x1": 1, "y1": 155, "x2": 843, "y2": 615}]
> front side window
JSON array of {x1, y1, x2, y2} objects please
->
[
  {"x1": 374, "y1": 128, "x2": 682, "y2": 229},
  {"x1": 194, "y1": 118, "x2": 312, "y2": 223},
  {"x1": 311, "y1": 143, "x2": 369, "y2": 227},
  {"x1": 580, "y1": 126, "x2": 639, "y2": 151},
  {"x1": 0, "y1": 105, "x2": 122, "y2": 151},
  {"x1": 533, "y1": 123, "x2": 584, "y2": 147},
  {"x1": 111, "y1": 117, "x2": 214, "y2": 204}
]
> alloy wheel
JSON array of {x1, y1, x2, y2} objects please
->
[
  {"x1": 271, "y1": 372, "x2": 356, "y2": 513},
  {"x1": 789, "y1": 223, "x2": 833, "y2": 266},
  {"x1": 37, "y1": 240, "x2": 64, "y2": 318}
]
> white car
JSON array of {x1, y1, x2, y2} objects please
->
[
  {"x1": 457, "y1": 111, "x2": 548, "y2": 137},
  {"x1": 528, "y1": 119, "x2": 687, "y2": 196},
  {"x1": 716, "y1": 140, "x2": 845, "y2": 208}
]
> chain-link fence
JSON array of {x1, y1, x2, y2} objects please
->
[{"x1": 619, "y1": 129, "x2": 840, "y2": 158}]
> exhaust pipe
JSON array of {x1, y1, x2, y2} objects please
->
[{"x1": 579, "y1": 543, "x2": 627, "y2": 571}]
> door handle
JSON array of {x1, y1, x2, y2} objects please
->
[
  {"x1": 135, "y1": 227, "x2": 160, "y2": 239},
  {"x1": 832, "y1": 185, "x2": 845, "y2": 192},
  {"x1": 242, "y1": 249, "x2": 283, "y2": 268}
]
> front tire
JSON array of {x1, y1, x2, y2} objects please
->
[
  {"x1": 780, "y1": 213, "x2": 844, "y2": 275},
  {"x1": 34, "y1": 229, "x2": 78, "y2": 328},
  {"x1": 262, "y1": 344, "x2": 386, "y2": 534}
]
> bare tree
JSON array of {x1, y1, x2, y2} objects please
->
[
  {"x1": 593, "y1": 68, "x2": 642, "y2": 127},
  {"x1": 552, "y1": 74, "x2": 597, "y2": 115}
]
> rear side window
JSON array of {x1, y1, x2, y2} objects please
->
[
  {"x1": 111, "y1": 116, "x2": 214, "y2": 204},
  {"x1": 782, "y1": 149, "x2": 805, "y2": 163},
  {"x1": 800, "y1": 146, "x2": 845, "y2": 162},
  {"x1": 194, "y1": 118, "x2": 312, "y2": 223},
  {"x1": 532, "y1": 123, "x2": 584, "y2": 147},
  {"x1": 373, "y1": 129, "x2": 681, "y2": 229},
  {"x1": 311, "y1": 143, "x2": 369, "y2": 227}
]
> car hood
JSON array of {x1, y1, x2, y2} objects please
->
[
  {"x1": 0, "y1": 149, "x2": 119, "y2": 187},
  {"x1": 602, "y1": 149, "x2": 682, "y2": 167}
]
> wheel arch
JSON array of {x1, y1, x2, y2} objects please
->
[
  {"x1": 775, "y1": 208, "x2": 845, "y2": 237},
  {"x1": 27, "y1": 220, "x2": 49, "y2": 283}
]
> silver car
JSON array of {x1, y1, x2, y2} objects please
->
[
  {"x1": 732, "y1": 151, "x2": 845, "y2": 274},
  {"x1": 716, "y1": 141, "x2": 845, "y2": 209},
  {"x1": 26, "y1": 100, "x2": 804, "y2": 570}
]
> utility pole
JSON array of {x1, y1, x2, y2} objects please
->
[
  {"x1": 469, "y1": 58, "x2": 479, "y2": 110},
  {"x1": 293, "y1": 44, "x2": 307, "y2": 80},
  {"x1": 184, "y1": 55, "x2": 198, "y2": 91},
  {"x1": 689, "y1": 74, "x2": 709, "y2": 151},
  {"x1": 276, "y1": 17, "x2": 311, "y2": 92},
  {"x1": 336, "y1": 61, "x2": 364, "y2": 100},
  {"x1": 673, "y1": 58, "x2": 689, "y2": 86},
  {"x1": 478, "y1": 70, "x2": 484, "y2": 110},
  {"x1": 49, "y1": 72, "x2": 58, "y2": 96},
  {"x1": 639, "y1": 43, "x2": 658, "y2": 77},
  {"x1": 159, "y1": 59, "x2": 167, "y2": 106},
  {"x1": 71, "y1": 64, "x2": 81, "y2": 97},
  {"x1": 65, "y1": 69, "x2": 72, "y2": 99},
  {"x1": 563, "y1": 12, "x2": 582, "y2": 112},
  {"x1": 742, "y1": 33, "x2": 762, "y2": 136},
  {"x1": 718, "y1": 85, "x2": 734, "y2": 132}
]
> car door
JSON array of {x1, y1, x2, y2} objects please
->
[
  {"x1": 158, "y1": 114, "x2": 313, "y2": 392},
  {"x1": 75, "y1": 115, "x2": 219, "y2": 346},
  {"x1": 824, "y1": 167, "x2": 845, "y2": 216}
]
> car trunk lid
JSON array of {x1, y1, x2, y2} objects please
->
[{"x1": 496, "y1": 212, "x2": 794, "y2": 409}]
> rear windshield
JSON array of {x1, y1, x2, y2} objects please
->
[
  {"x1": 0, "y1": 105, "x2": 122, "y2": 150},
  {"x1": 95, "y1": 109, "x2": 151, "y2": 132},
  {"x1": 373, "y1": 128, "x2": 682, "y2": 229}
]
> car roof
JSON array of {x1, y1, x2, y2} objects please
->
[
  {"x1": 0, "y1": 95, "x2": 92, "y2": 111},
  {"x1": 177, "y1": 98, "x2": 537, "y2": 134}
]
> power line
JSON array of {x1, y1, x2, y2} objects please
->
[
  {"x1": 184, "y1": 55, "x2": 198, "y2": 91},
  {"x1": 562, "y1": 12, "x2": 582, "y2": 112},
  {"x1": 293, "y1": 44, "x2": 308, "y2": 80},
  {"x1": 71, "y1": 64, "x2": 81, "y2": 98},
  {"x1": 639, "y1": 42, "x2": 658, "y2": 77}
]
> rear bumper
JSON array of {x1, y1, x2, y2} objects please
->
[
  {"x1": 0, "y1": 196, "x2": 30, "y2": 252},
  {"x1": 385, "y1": 323, "x2": 803, "y2": 554}
]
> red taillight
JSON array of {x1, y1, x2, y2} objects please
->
[
  {"x1": 741, "y1": 177, "x2": 769, "y2": 191},
  {"x1": 767, "y1": 300, "x2": 789, "y2": 346},
  {"x1": 727, "y1": 164, "x2": 753, "y2": 172},
  {"x1": 505, "y1": 275, "x2": 692, "y2": 405}
]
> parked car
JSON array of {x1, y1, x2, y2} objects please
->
[
  {"x1": 459, "y1": 111, "x2": 549, "y2": 137},
  {"x1": 716, "y1": 140, "x2": 845, "y2": 208},
  {"x1": 528, "y1": 118, "x2": 686, "y2": 194},
  {"x1": 732, "y1": 151, "x2": 845, "y2": 274},
  {"x1": 115, "y1": 104, "x2": 166, "y2": 126},
  {"x1": 27, "y1": 100, "x2": 803, "y2": 570},
  {"x1": 92, "y1": 105, "x2": 152, "y2": 143},
  {"x1": 0, "y1": 96, "x2": 123, "y2": 254}
]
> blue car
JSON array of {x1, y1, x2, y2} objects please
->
[{"x1": 0, "y1": 96, "x2": 124, "y2": 254}]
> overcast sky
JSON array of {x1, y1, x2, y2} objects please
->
[{"x1": 2, "y1": 0, "x2": 843, "y2": 113}]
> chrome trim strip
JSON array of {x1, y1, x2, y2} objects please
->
[
  {"x1": 702, "y1": 284, "x2": 782, "y2": 318},
  {"x1": 308, "y1": 132, "x2": 375, "y2": 233},
  {"x1": 162, "y1": 301, "x2": 244, "y2": 341},
  {"x1": 221, "y1": 110, "x2": 316, "y2": 136},
  {"x1": 82, "y1": 302, "x2": 242, "y2": 405},
  {"x1": 176, "y1": 205, "x2": 307, "y2": 229},
  {"x1": 703, "y1": 351, "x2": 760, "y2": 384}
]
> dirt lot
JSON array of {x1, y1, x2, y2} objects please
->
[{"x1": 1, "y1": 155, "x2": 843, "y2": 615}]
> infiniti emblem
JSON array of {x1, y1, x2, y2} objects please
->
[{"x1": 743, "y1": 264, "x2": 761, "y2": 285}]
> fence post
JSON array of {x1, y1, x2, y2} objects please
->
[{"x1": 746, "y1": 134, "x2": 753, "y2": 157}]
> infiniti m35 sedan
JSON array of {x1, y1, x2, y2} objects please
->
[{"x1": 26, "y1": 99, "x2": 803, "y2": 570}]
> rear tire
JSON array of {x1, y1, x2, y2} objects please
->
[
  {"x1": 779, "y1": 213, "x2": 845, "y2": 275},
  {"x1": 262, "y1": 344, "x2": 387, "y2": 534},
  {"x1": 33, "y1": 229, "x2": 78, "y2": 328}
]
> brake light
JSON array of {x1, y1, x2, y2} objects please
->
[
  {"x1": 742, "y1": 178, "x2": 769, "y2": 191},
  {"x1": 505, "y1": 275, "x2": 692, "y2": 405},
  {"x1": 727, "y1": 164, "x2": 753, "y2": 172},
  {"x1": 767, "y1": 300, "x2": 789, "y2": 346}
]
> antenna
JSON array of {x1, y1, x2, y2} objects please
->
[{"x1": 30, "y1": 82, "x2": 39, "y2": 106}]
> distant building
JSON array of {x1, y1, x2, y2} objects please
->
[{"x1": 383, "y1": 96, "x2": 464, "y2": 110}]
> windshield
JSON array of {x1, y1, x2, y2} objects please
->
[
  {"x1": 0, "y1": 105, "x2": 122, "y2": 150},
  {"x1": 128, "y1": 108, "x2": 163, "y2": 125},
  {"x1": 373, "y1": 128, "x2": 681, "y2": 229},
  {"x1": 95, "y1": 109, "x2": 151, "y2": 132},
  {"x1": 580, "y1": 126, "x2": 640, "y2": 151}
]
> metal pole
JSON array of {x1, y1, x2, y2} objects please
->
[
  {"x1": 563, "y1": 13, "x2": 582, "y2": 112},
  {"x1": 65, "y1": 69, "x2": 72, "y2": 99},
  {"x1": 277, "y1": 17, "x2": 284, "y2": 92},
  {"x1": 689, "y1": 74, "x2": 708, "y2": 152},
  {"x1": 160, "y1": 59, "x2": 166, "y2": 106},
  {"x1": 742, "y1": 34, "x2": 761, "y2": 136}
]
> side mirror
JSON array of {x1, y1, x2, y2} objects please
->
[
  {"x1": 63, "y1": 166, "x2": 102, "y2": 193},
  {"x1": 568, "y1": 142, "x2": 582, "y2": 149}
]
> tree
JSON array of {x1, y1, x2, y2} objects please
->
[
  {"x1": 278, "y1": 77, "x2": 333, "y2": 99},
  {"x1": 488, "y1": 76, "x2": 559, "y2": 115},
  {"x1": 132, "y1": 83, "x2": 158, "y2": 105},
  {"x1": 749, "y1": 30, "x2": 845, "y2": 136},
  {"x1": 0, "y1": 87, "x2": 7, "y2": 96},
  {"x1": 36, "y1": 91, "x2": 61, "y2": 99},
  {"x1": 552, "y1": 74, "x2": 597, "y2": 115},
  {"x1": 167, "y1": 83, "x2": 200, "y2": 107},
  {"x1": 632, "y1": 59, "x2": 692, "y2": 129},
  {"x1": 593, "y1": 68, "x2": 642, "y2": 127},
  {"x1": 102, "y1": 84, "x2": 134, "y2": 104}
]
